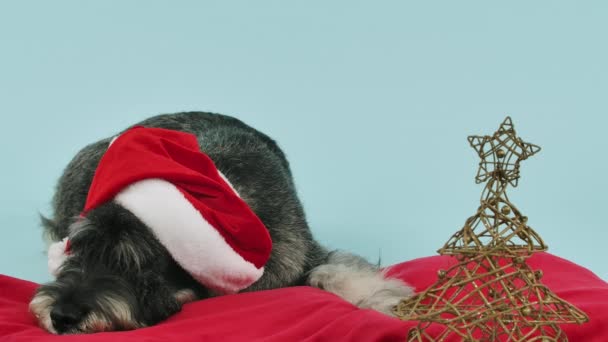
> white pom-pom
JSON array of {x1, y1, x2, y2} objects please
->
[{"x1": 48, "y1": 237, "x2": 69, "y2": 277}]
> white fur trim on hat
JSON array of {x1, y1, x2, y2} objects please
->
[
  {"x1": 48, "y1": 237, "x2": 69, "y2": 277},
  {"x1": 114, "y1": 178, "x2": 264, "y2": 294}
]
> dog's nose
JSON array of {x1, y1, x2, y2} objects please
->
[{"x1": 50, "y1": 304, "x2": 83, "y2": 333}]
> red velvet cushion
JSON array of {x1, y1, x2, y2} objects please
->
[{"x1": 1, "y1": 253, "x2": 606, "y2": 341}]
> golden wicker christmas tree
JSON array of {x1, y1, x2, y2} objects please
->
[{"x1": 394, "y1": 117, "x2": 588, "y2": 341}]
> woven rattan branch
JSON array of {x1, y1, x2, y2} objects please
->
[{"x1": 393, "y1": 117, "x2": 588, "y2": 342}]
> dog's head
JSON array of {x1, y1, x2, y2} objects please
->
[{"x1": 30, "y1": 202, "x2": 206, "y2": 334}]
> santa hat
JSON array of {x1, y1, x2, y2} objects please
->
[{"x1": 48, "y1": 126, "x2": 272, "y2": 294}]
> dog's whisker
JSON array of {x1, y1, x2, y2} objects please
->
[
  {"x1": 29, "y1": 293, "x2": 57, "y2": 334},
  {"x1": 98, "y1": 296, "x2": 141, "y2": 329},
  {"x1": 79, "y1": 311, "x2": 112, "y2": 333}
]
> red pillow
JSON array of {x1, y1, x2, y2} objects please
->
[{"x1": 1, "y1": 252, "x2": 606, "y2": 341}]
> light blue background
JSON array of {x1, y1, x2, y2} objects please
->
[{"x1": 0, "y1": 1, "x2": 606, "y2": 283}]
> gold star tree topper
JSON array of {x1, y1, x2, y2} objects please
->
[
  {"x1": 468, "y1": 117, "x2": 540, "y2": 187},
  {"x1": 394, "y1": 117, "x2": 588, "y2": 342}
]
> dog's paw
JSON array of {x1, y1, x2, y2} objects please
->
[
  {"x1": 356, "y1": 274, "x2": 414, "y2": 316},
  {"x1": 308, "y1": 264, "x2": 414, "y2": 317}
]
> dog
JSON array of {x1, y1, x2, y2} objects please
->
[{"x1": 30, "y1": 112, "x2": 413, "y2": 334}]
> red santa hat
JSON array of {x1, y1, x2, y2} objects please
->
[{"x1": 48, "y1": 126, "x2": 272, "y2": 294}]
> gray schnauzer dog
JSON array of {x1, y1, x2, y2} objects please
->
[{"x1": 30, "y1": 112, "x2": 413, "y2": 334}]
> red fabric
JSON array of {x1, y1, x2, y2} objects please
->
[
  {"x1": 84, "y1": 126, "x2": 271, "y2": 268},
  {"x1": 1, "y1": 253, "x2": 606, "y2": 341}
]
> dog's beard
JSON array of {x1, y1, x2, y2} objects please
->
[
  {"x1": 30, "y1": 285, "x2": 200, "y2": 334},
  {"x1": 29, "y1": 292, "x2": 56, "y2": 334},
  {"x1": 30, "y1": 272, "x2": 146, "y2": 334},
  {"x1": 29, "y1": 290, "x2": 142, "y2": 334},
  {"x1": 32, "y1": 261, "x2": 204, "y2": 334}
]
